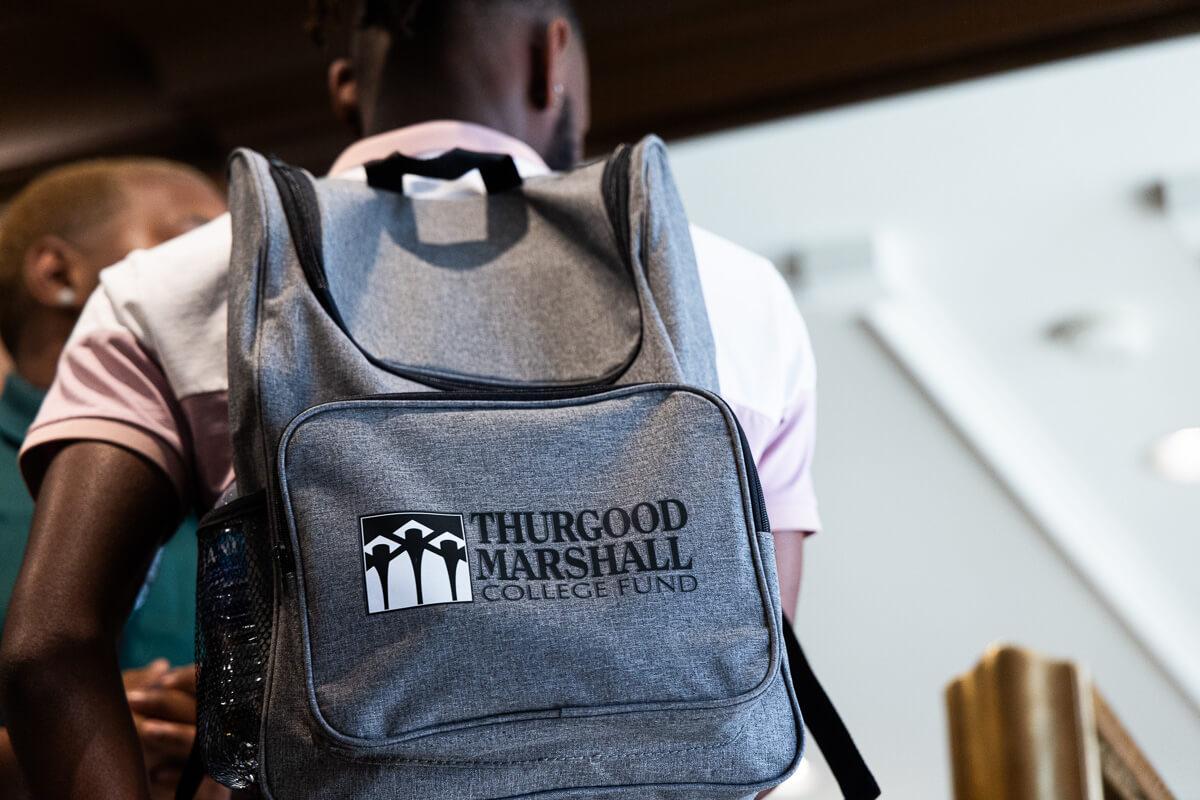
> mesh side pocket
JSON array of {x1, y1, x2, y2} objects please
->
[{"x1": 195, "y1": 491, "x2": 272, "y2": 788}]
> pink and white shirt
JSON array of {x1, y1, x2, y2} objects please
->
[{"x1": 21, "y1": 121, "x2": 820, "y2": 535}]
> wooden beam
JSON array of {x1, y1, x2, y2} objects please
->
[
  {"x1": 578, "y1": 0, "x2": 1200, "y2": 149},
  {"x1": 3, "y1": 0, "x2": 1200, "y2": 195}
]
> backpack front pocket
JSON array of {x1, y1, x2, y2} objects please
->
[{"x1": 276, "y1": 384, "x2": 782, "y2": 747}]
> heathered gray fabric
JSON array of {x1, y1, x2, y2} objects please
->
[
  {"x1": 619, "y1": 141, "x2": 721, "y2": 390},
  {"x1": 322, "y1": 159, "x2": 641, "y2": 386},
  {"x1": 223, "y1": 136, "x2": 802, "y2": 799},
  {"x1": 281, "y1": 389, "x2": 771, "y2": 739},
  {"x1": 227, "y1": 137, "x2": 719, "y2": 493}
]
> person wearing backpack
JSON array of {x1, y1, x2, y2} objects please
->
[{"x1": 0, "y1": 2, "x2": 851, "y2": 798}]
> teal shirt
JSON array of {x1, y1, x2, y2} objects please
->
[
  {"x1": 0, "y1": 373, "x2": 42, "y2": 637},
  {"x1": 0, "y1": 373, "x2": 196, "y2": 668}
]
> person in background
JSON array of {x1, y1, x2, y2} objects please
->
[
  {"x1": 0, "y1": 159, "x2": 228, "y2": 799},
  {"x1": 1, "y1": 2, "x2": 818, "y2": 798}
]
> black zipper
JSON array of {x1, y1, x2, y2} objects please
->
[
  {"x1": 343, "y1": 386, "x2": 613, "y2": 404},
  {"x1": 197, "y1": 488, "x2": 267, "y2": 529},
  {"x1": 273, "y1": 495, "x2": 296, "y2": 578},
  {"x1": 735, "y1": 420, "x2": 770, "y2": 533},
  {"x1": 601, "y1": 143, "x2": 632, "y2": 262},
  {"x1": 268, "y1": 160, "x2": 330, "y2": 295}
]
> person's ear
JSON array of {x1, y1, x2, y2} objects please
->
[
  {"x1": 327, "y1": 57, "x2": 362, "y2": 134},
  {"x1": 529, "y1": 17, "x2": 573, "y2": 112},
  {"x1": 22, "y1": 236, "x2": 90, "y2": 313}
]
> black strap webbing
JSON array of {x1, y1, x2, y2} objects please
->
[
  {"x1": 174, "y1": 739, "x2": 205, "y2": 800},
  {"x1": 365, "y1": 148, "x2": 523, "y2": 194},
  {"x1": 783, "y1": 623, "x2": 881, "y2": 799}
]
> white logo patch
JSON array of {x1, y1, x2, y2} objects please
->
[{"x1": 360, "y1": 512, "x2": 472, "y2": 613}]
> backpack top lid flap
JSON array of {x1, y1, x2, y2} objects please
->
[
  {"x1": 225, "y1": 135, "x2": 719, "y2": 494},
  {"x1": 317, "y1": 156, "x2": 643, "y2": 388}
]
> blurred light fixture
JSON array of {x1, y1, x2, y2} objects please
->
[
  {"x1": 1043, "y1": 307, "x2": 1152, "y2": 361},
  {"x1": 1149, "y1": 427, "x2": 1200, "y2": 484},
  {"x1": 776, "y1": 235, "x2": 882, "y2": 309},
  {"x1": 1158, "y1": 173, "x2": 1200, "y2": 255}
]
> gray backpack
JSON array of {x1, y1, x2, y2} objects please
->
[{"x1": 185, "y1": 137, "x2": 877, "y2": 800}]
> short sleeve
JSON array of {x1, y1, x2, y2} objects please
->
[
  {"x1": 760, "y1": 294, "x2": 820, "y2": 534},
  {"x1": 754, "y1": 377, "x2": 820, "y2": 535},
  {"x1": 690, "y1": 224, "x2": 821, "y2": 535},
  {"x1": 19, "y1": 288, "x2": 191, "y2": 504}
]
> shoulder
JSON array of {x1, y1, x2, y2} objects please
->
[
  {"x1": 90, "y1": 213, "x2": 233, "y2": 398},
  {"x1": 690, "y1": 225, "x2": 815, "y2": 421}
]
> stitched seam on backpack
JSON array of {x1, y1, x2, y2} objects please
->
[{"x1": 321, "y1": 709, "x2": 757, "y2": 767}]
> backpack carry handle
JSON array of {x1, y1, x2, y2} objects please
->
[{"x1": 365, "y1": 148, "x2": 523, "y2": 194}]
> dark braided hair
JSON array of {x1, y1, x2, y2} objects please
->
[
  {"x1": 306, "y1": 0, "x2": 578, "y2": 58},
  {"x1": 307, "y1": 0, "x2": 423, "y2": 56}
]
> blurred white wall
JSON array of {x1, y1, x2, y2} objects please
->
[{"x1": 668, "y1": 34, "x2": 1200, "y2": 799}]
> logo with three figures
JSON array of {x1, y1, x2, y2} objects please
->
[{"x1": 360, "y1": 512, "x2": 472, "y2": 613}]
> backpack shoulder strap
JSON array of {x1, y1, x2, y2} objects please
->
[
  {"x1": 174, "y1": 739, "x2": 205, "y2": 800},
  {"x1": 783, "y1": 623, "x2": 881, "y2": 799}
]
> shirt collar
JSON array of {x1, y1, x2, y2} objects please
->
[
  {"x1": 328, "y1": 120, "x2": 551, "y2": 178},
  {"x1": 0, "y1": 372, "x2": 46, "y2": 446}
]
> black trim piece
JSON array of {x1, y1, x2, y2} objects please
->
[
  {"x1": 266, "y1": 155, "x2": 645, "y2": 396},
  {"x1": 365, "y1": 149, "x2": 522, "y2": 195},
  {"x1": 197, "y1": 488, "x2": 268, "y2": 528},
  {"x1": 267, "y1": 159, "x2": 342, "y2": 322},
  {"x1": 274, "y1": 495, "x2": 296, "y2": 577},
  {"x1": 174, "y1": 742, "x2": 205, "y2": 800},
  {"x1": 600, "y1": 143, "x2": 633, "y2": 270},
  {"x1": 733, "y1": 417, "x2": 770, "y2": 533},
  {"x1": 782, "y1": 624, "x2": 880, "y2": 799}
]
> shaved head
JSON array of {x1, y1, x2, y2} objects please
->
[{"x1": 0, "y1": 159, "x2": 225, "y2": 384}]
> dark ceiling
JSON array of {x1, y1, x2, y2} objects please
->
[{"x1": 4, "y1": 0, "x2": 1200, "y2": 197}]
